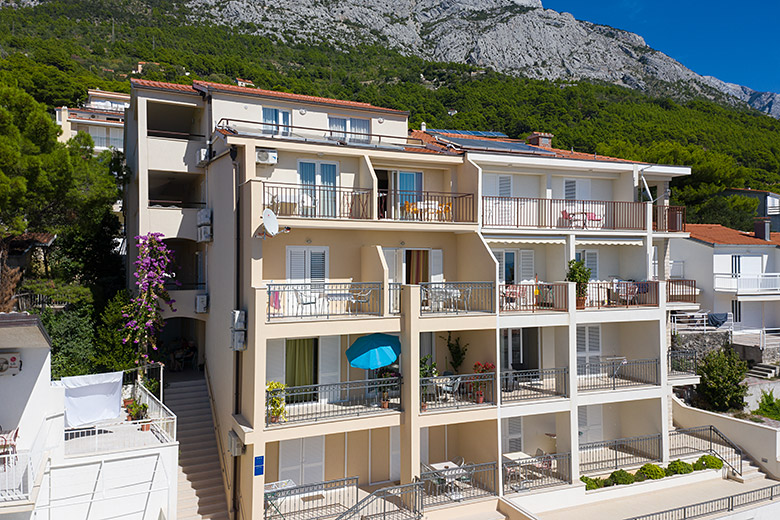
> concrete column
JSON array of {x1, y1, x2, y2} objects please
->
[
  {"x1": 566, "y1": 282, "x2": 581, "y2": 481},
  {"x1": 658, "y1": 287, "x2": 671, "y2": 464},
  {"x1": 400, "y1": 285, "x2": 421, "y2": 485},
  {"x1": 564, "y1": 235, "x2": 576, "y2": 264}
]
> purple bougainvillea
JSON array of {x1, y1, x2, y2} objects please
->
[{"x1": 122, "y1": 233, "x2": 177, "y2": 364}]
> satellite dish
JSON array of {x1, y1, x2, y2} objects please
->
[{"x1": 262, "y1": 209, "x2": 279, "y2": 237}]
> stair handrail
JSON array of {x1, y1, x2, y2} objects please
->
[
  {"x1": 672, "y1": 425, "x2": 743, "y2": 476},
  {"x1": 709, "y1": 425, "x2": 743, "y2": 476},
  {"x1": 333, "y1": 481, "x2": 423, "y2": 520}
]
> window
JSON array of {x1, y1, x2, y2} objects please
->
[
  {"x1": 732, "y1": 300, "x2": 742, "y2": 323},
  {"x1": 578, "y1": 405, "x2": 603, "y2": 444},
  {"x1": 564, "y1": 179, "x2": 591, "y2": 200},
  {"x1": 496, "y1": 249, "x2": 535, "y2": 284},
  {"x1": 576, "y1": 324, "x2": 601, "y2": 372},
  {"x1": 328, "y1": 116, "x2": 370, "y2": 143},
  {"x1": 484, "y1": 174, "x2": 512, "y2": 198},
  {"x1": 262, "y1": 107, "x2": 291, "y2": 135},
  {"x1": 287, "y1": 246, "x2": 328, "y2": 285},
  {"x1": 299, "y1": 161, "x2": 339, "y2": 217},
  {"x1": 575, "y1": 250, "x2": 598, "y2": 280}
]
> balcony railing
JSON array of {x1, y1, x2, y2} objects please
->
[
  {"x1": 503, "y1": 452, "x2": 571, "y2": 494},
  {"x1": 670, "y1": 312, "x2": 733, "y2": 334},
  {"x1": 499, "y1": 283, "x2": 568, "y2": 313},
  {"x1": 419, "y1": 461, "x2": 497, "y2": 507},
  {"x1": 577, "y1": 358, "x2": 659, "y2": 391},
  {"x1": 334, "y1": 482, "x2": 423, "y2": 520},
  {"x1": 420, "y1": 282, "x2": 494, "y2": 314},
  {"x1": 267, "y1": 283, "x2": 382, "y2": 320},
  {"x1": 714, "y1": 273, "x2": 780, "y2": 294},
  {"x1": 668, "y1": 350, "x2": 698, "y2": 377},
  {"x1": 379, "y1": 190, "x2": 475, "y2": 223},
  {"x1": 0, "y1": 452, "x2": 33, "y2": 503},
  {"x1": 148, "y1": 199, "x2": 207, "y2": 209},
  {"x1": 263, "y1": 182, "x2": 372, "y2": 220},
  {"x1": 653, "y1": 205, "x2": 687, "y2": 232},
  {"x1": 669, "y1": 426, "x2": 742, "y2": 475},
  {"x1": 579, "y1": 434, "x2": 662, "y2": 474},
  {"x1": 584, "y1": 281, "x2": 659, "y2": 308},
  {"x1": 652, "y1": 259, "x2": 685, "y2": 279},
  {"x1": 668, "y1": 279, "x2": 697, "y2": 303},
  {"x1": 265, "y1": 377, "x2": 401, "y2": 426},
  {"x1": 500, "y1": 368, "x2": 568, "y2": 403},
  {"x1": 626, "y1": 484, "x2": 780, "y2": 520},
  {"x1": 482, "y1": 196, "x2": 646, "y2": 230},
  {"x1": 92, "y1": 135, "x2": 124, "y2": 149},
  {"x1": 420, "y1": 372, "x2": 496, "y2": 412},
  {"x1": 389, "y1": 283, "x2": 402, "y2": 314},
  {"x1": 264, "y1": 478, "x2": 359, "y2": 520}
]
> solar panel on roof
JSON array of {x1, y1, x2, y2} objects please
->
[
  {"x1": 439, "y1": 136, "x2": 556, "y2": 156},
  {"x1": 428, "y1": 129, "x2": 509, "y2": 138}
]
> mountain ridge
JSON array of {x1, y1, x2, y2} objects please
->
[{"x1": 186, "y1": 0, "x2": 780, "y2": 118}]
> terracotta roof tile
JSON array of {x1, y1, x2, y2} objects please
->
[
  {"x1": 130, "y1": 79, "x2": 199, "y2": 94},
  {"x1": 4, "y1": 232, "x2": 56, "y2": 255},
  {"x1": 687, "y1": 223, "x2": 780, "y2": 246}
]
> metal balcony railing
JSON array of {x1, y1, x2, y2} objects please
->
[
  {"x1": 577, "y1": 358, "x2": 659, "y2": 391},
  {"x1": 584, "y1": 281, "x2": 659, "y2": 308},
  {"x1": 668, "y1": 350, "x2": 698, "y2": 377},
  {"x1": 263, "y1": 182, "x2": 372, "y2": 220},
  {"x1": 379, "y1": 190, "x2": 475, "y2": 223},
  {"x1": 148, "y1": 199, "x2": 207, "y2": 209},
  {"x1": 626, "y1": 484, "x2": 780, "y2": 520},
  {"x1": 667, "y1": 279, "x2": 697, "y2": 303},
  {"x1": 499, "y1": 368, "x2": 568, "y2": 403},
  {"x1": 334, "y1": 482, "x2": 423, "y2": 520},
  {"x1": 670, "y1": 312, "x2": 733, "y2": 334},
  {"x1": 499, "y1": 283, "x2": 568, "y2": 313},
  {"x1": 653, "y1": 205, "x2": 687, "y2": 232},
  {"x1": 420, "y1": 373, "x2": 495, "y2": 411},
  {"x1": 715, "y1": 272, "x2": 780, "y2": 294},
  {"x1": 264, "y1": 478, "x2": 359, "y2": 520},
  {"x1": 419, "y1": 461, "x2": 497, "y2": 507},
  {"x1": 579, "y1": 434, "x2": 662, "y2": 474},
  {"x1": 267, "y1": 283, "x2": 382, "y2": 319},
  {"x1": 419, "y1": 282, "x2": 494, "y2": 314},
  {"x1": 265, "y1": 377, "x2": 402, "y2": 426},
  {"x1": 669, "y1": 425, "x2": 742, "y2": 476},
  {"x1": 482, "y1": 196, "x2": 646, "y2": 230},
  {"x1": 0, "y1": 452, "x2": 33, "y2": 502},
  {"x1": 503, "y1": 452, "x2": 571, "y2": 494}
]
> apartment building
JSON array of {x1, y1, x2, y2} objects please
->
[
  {"x1": 723, "y1": 188, "x2": 780, "y2": 232},
  {"x1": 55, "y1": 89, "x2": 130, "y2": 151},
  {"x1": 125, "y1": 78, "x2": 775, "y2": 520}
]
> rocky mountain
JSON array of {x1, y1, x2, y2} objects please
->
[{"x1": 188, "y1": 0, "x2": 780, "y2": 117}]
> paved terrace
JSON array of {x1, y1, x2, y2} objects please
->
[{"x1": 536, "y1": 476, "x2": 777, "y2": 520}]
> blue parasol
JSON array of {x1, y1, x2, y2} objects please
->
[{"x1": 346, "y1": 333, "x2": 401, "y2": 370}]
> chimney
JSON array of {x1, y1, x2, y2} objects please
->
[
  {"x1": 754, "y1": 217, "x2": 771, "y2": 241},
  {"x1": 527, "y1": 132, "x2": 553, "y2": 147},
  {"x1": 421, "y1": 122, "x2": 427, "y2": 132}
]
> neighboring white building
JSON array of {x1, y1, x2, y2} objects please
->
[{"x1": 55, "y1": 90, "x2": 130, "y2": 152}]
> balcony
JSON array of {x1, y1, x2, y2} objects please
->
[
  {"x1": 146, "y1": 135, "x2": 206, "y2": 173},
  {"x1": 482, "y1": 196, "x2": 646, "y2": 230},
  {"x1": 584, "y1": 281, "x2": 659, "y2": 308},
  {"x1": 502, "y1": 452, "x2": 571, "y2": 494},
  {"x1": 667, "y1": 279, "x2": 697, "y2": 303},
  {"x1": 668, "y1": 350, "x2": 698, "y2": 377},
  {"x1": 263, "y1": 182, "x2": 371, "y2": 220},
  {"x1": 266, "y1": 283, "x2": 382, "y2": 320},
  {"x1": 714, "y1": 273, "x2": 780, "y2": 294},
  {"x1": 420, "y1": 372, "x2": 496, "y2": 412},
  {"x1": 499, "y1": 368, "x2": 568, "y2": 403},
  {"x1": 579, "y1": 434, "x2": 662, "y2": 474},
  {"x1": 577, "y1": 358, "x2": 660, "y2": 392},
  {"x1": 653, "y1": 205, "x2": 687, "y2": 232},
  {"x1": 419, "y1": 282, "x2": 494, "y2": 315},
  {"x1": 264, "y1": 377, "x2": 401, "y2": 427},
  {"x1": 419, "y1": 461, "x2": 497, "y2": 507},
  {"x1": 499, "y1": 283, "x2": 568, "y2": 313},
  {"x1": 379, "y1": 190, "x2": 476, "y2": 223},
  {"x1": 92, "y1": 135, "x2": 124, "y2": 150}
]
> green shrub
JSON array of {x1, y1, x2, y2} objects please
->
[
  {"x1": 608, "y1": 469, "x2": 635, "y2": 485},
  {"x1": 633, "y1": 471, "x2": 647, "y2": 482},
  {"x1": 756, "y1": 390, "x2": 780, "y2": 421},
  {"x1": 603, "y1": 477, "x2": 615, "y2": 487},
  {"x1": 580, "y1": 475, "x2": 605, "y2": 490},
  {"x1": 666, "y1": 459, "x2": 694, "y2": 475},
  {"x1": 696, "y1": 349, "x2": 748, "y2": 412},
  {"x1": 637, "y1": 463, "x2": 665, "y2": 480},
  {"x1": 693, "y1": 455, "x2": 723, "y2": 471}
]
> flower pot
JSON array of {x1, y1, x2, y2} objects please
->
[
  {"x1": 381, "y1": 400, "x2": 390, "y2": 409},
  {"x1": 140, "y1": 421, "x2": 151, "y2": 432},
  {"x1": 421, "y1": 402, "x2": 428, "y2": 412},
  {"x1": 476, "y1": 393, "x2": 485, "y2": 404},
  {"x1": 576, "y1": 296, "x2": 586, "y2": 310},
  {"x1": 270, "y1": 415, "x2": 280, "y2": 424},
  {"x1": 123, "y1": 398, "x2": 134, "y2": 408}
]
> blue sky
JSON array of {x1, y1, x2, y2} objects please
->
[{"x1": 543, "y1": 1, "x2": 780, "y2": 93}]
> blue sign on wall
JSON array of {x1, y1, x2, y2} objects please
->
[{"x1": 254, "y1": 455, "x2": 264, "y2": 476}]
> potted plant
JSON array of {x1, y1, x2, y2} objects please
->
[
  {"x1": 420, "y1": 355, "x2": 438, "y2": 411},
  {"x1": 267, "y1": 381, "x2": 287, "y2": 423},
  {"x1": 441, "y1": 332, "x2": 469, "y2": 374},
  {"x1": 566, "y1": 259, "x2": 592, "y2": 310},
  {"x1": 377, "y1": 366, "x2": 400, "y2": 409},
  {"x1": 128, "y1": 401, "x2": 150, "y2": 430},
  {"x1": 472, "y1": 362, "x2": 496, "y2": 404}
]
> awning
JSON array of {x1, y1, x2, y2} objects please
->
[
  {"x1": 576, "y1": 238, "x2": 644, "y2": 247},
  {"x1": 346, "y1": 333, "x2": 401, "y2": 370},
  {"x1": 486, "y1": 237, "x2": 566, "y2": 246}
]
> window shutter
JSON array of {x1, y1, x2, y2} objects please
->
[
  {"x1": 498, "y1": 175, "x2": 512, "y2": 198},
  {"x1": 318, "y1": 336, "x2": 341, "y2": 389},
  {"x1": 430, "y1": 249, "x2": 444, "y2": 283},
  {"x1": 576, "y1": 179, "x2": 591, "y2": 200},
  {"x1": 266, "y1": 339, "x2": 286, "y2": 384},
  {"x1": 390, "y1": 426, "x2": 401, "y2": 481},
  {"x1": 505, "y1": 417, "x2": 523, "y2": 453},
  {"x1": 564, "y1": 180, "x2": 577, "y2": 200},
  {"x1": 578, "y1": 407, "x2": 587, "y2": 432},
  {"x1": 520, "y1": 250, "x2": 535, "y2": 281},
  {"x1": 584, "y1": 251, "x2": 598, "y2": 280},
  {"x1": 576, "y1": 326, "x2": 587, "y2": 358},
  {"x1": 279, "y1": 439, "x2": 303, "y2": 483},
  {"x1": 483, "y1": 174, "x2": 498, "y2": 197},
  {"x1": 496, "y1": 251, "x2": 505, "y2": 284},
  {"x1": 288, "y1": 248, "x2": 307, "y2": 283},
  {"x1": 302, "y1": 436, "x2": 325, "y2": 485},
  {"x1": 587, "y1": 405, "x2": 603, "y2": 441},
  {"x1": 383, "y1": 248, "x2": 397, "y2": 284},
  {"x1": 309, "y1": 249, "x2": 327, "y2": 284},
  {"x1": 420, "y1": 427, "x2": 429, "y2": 465},
  {"x1": 588, "y1": 326, "x2": 601, "y2": 364}
]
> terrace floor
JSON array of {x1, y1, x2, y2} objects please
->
[{"x1": 63, "y1": 420, "x2": 170, "y2": 457}]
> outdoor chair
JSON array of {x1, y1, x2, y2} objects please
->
[
  {"x1": 560, "y1": 210, "x2": 575, "y2": 227},
  {"x1": 585, "y1": 212, "x2": 602, "y2": 228},
  {"x1": 293, "y1": 288, "x2": 320, "y2": 316}
]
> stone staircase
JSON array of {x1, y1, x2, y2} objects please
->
[
  {"x1": 166, "y1": 378, "x2": 230, "y2": 520},
  {"x1": 732, "y1": 454, "x2": 774, "y2": 484},
  {"x1": 746, "y1": 363, "x2": 779, "y2": 379}
]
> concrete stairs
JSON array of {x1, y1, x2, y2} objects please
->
[
  {"x1": 166, "y1": 378, "x2": 230, "y2": 520},
  {"x1": 746, "y1": 363, "x2": 779, "y2": 379},
  {"x1": 731, "y1": 455, "x2": 774, "y2": 484}
]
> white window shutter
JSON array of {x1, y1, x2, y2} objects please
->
[
  {"x1": 584, "y1": 251, "x2": 598, "y2": 280},
  {"x1": 288, "y1": 248, "x2": 307, "y2": 283},
  {"x1": 483, "y1": 174, "x2": 498, "y2": 197},
  {"x1": 588, "y1": 326, "x2": 601, "y2": 363},
  {"x1": 318, "y1": 336, "x2": 341, "y2": 387},
  {"x1": 520, "y1": 250, "x2": 535, "y2": 281},
  {"x1": 577, "y1": 179, "x2": 591, "y2": 200},
  {"x1": 564, "y1": 180, "x2": 577, "y2": 200},
  {"x1": 383, "y1": 248, "x2": 397, "y2": 284},
  {"x1": 496, "y1": 251, "x2": 505, "y2": 284},
  {"x1": 390, "y1": 427, "x2": 401, "y2": 481},
  {"x1": 498, "y1": 175, "x2": 512, "y2": 198},
  {"x1": 430, "y1": 249, "x2": 444, "y2": 283},
  {"x1": 279, "y1": 439, "x2": 303, "y2": 484},
  {"x1": 420, "y1": 427, "x2": 429, "y2": 465},
  {"x1": 266, "y1": 339, "x2": 286, "y2": 384},
  {"x1": 302, "y1": 436, "x2": 325, "y2": 485},
  {"x1": 588, "y1": 405, "x2": 603, "y2": 442},
  {"x1": 576, "y1": 325, "x2": 587, "y2": 359}
]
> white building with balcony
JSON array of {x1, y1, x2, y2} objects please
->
[{"x1": 55, "y1": 89, "x2": 130, "y2": 152}]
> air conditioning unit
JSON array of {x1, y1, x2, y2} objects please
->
[
  {"x1": 0, "y1": 352, "x2": 21, "y2": 376},
  {"x1": 196, "y1": 148, "x2": 209, "y2": 166},
  {"x1": 195, "y1": 294, "x2": 209, "y2": 314},
  {"x1": 231, "y1": 310, "x2": 246, "y2": 331},
  {"x1": 197, "y1": 208, "x2": 212, "y2": 226},
  {"x1": 255, "y1": 148, "x2": 278, "y2": 165},
  {"x1": 227, "y1": 430, "x2": 245, "y2": 457},
  {"x1": 230, "y1": 330, "x2": 246, "y2": 352},
  {"x1": 197, "y1": 225, "x2": 213, "y2": 243}
]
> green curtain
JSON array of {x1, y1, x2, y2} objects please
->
[{"x1": 286, "y1": 339, "x2": 316, "y2": 402}]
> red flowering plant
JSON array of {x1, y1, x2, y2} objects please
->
[
  {"x1": 472, "y1": 362, "x2": 496, "y2": 395},
  {"x1": 121, "y1": 233, "x2": 177, "y2": 369}
]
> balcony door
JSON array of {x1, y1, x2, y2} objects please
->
[
  {"x1": 389, "y1": 171, "x2": 423, "y2": 220},
  {"x1": 483, "y1": 174, "x2": 514, "y2": 226},
  {"x1": 496, "y1": 249, "x2": 535, "y2": 285},
  {"x1": 383, "y1": 248, "x2": 443, "y2": 285},
  {"x1": 576, "y1": 325, "x2": 601, "y2": 376},
  {"x1": 575, "y1": 250, "x2": 598, "y2": 280},
  {"x1": 501, "y1": 328, "x2": 539, "y2": 372},
  {"x1": 502, "y1": 417, "x2": 523, "y2": 455},
  {"x1": 279, "y1": 436, "x2": 324, "y2": 486},
  {"x1": 266, "y1": 336, "x2": 340, "y2": 402},
  {"x1": 578, "y1": 405, "x2": 603, "y2": 444},
  {"x1": 299, "y1": 160, "x2": 338, "y2": 218}
]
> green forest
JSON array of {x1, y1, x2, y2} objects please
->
[{"x1": 1, "y1": 0, "x2": 780, "y2": 375}]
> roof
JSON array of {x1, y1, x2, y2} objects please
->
[
  {"x1": 131, "y1": 79, "x2": 408, "y2": 115},
  {"x1": 724, "y1": 188, "x2": 780, "y2": 197},
  {"x1": 687, "y1": 223, "x2": 780, "y2": 247},
  {"x1": 4, "y1": 232, "x2": 56, "y2": 256}
]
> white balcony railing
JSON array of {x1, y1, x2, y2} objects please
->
[
  {"x1": 714, "y1": 273, "x2": 780, "y2": 294},
  {"x1": 652, "y1": 260, "x2": 685, "y2": 279}
]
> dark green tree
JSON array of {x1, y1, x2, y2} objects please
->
[
  {"x1": 93, "y1": 290, "x2": 136, "y2": 372},
  {"x1": 38, "y1": 305, "x2": 97, "y2": 379},
  {"x1": 696, "y1": 348, "x2": 748, "y2": 412}
]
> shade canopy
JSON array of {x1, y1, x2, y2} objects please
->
[{"x1": 346, "y1": 333, "x2": 401, "y2": 370}]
